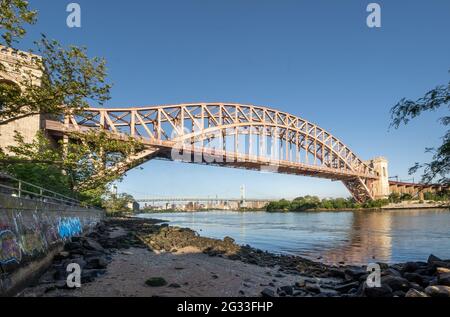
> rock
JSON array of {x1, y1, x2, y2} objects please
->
[
  {"x1": 405, "y1": 289, "x2": 428, "y2": 297},
  {"x1": 438, "y1": 273, "x2": 450, "y2": 286},
  {"x1": 328, "y1": 268, "x2": 345, "y2": 279},
  {"x1": 64, "y1": 242, "x2": 82, "y2": 251},
  {"x1": 425, "y1": 285, "x2": 450, "y2": 297},
  {"x1": 223, "y1": 237, "x2": 235, "y2": 244},
  {"x1": 381, "y1": 275, "x2": 410, "y2": 292},
  {"x1": 432, "y1": 261, "x2": 450, "y2": 269},
  {"x1": 334, "y1": 281, "x2": 360, "y2": 293},
  {"x1": 377, "y1": 263, "x2": 389, "y2": 270},
  {"x1": 81, "y1": 269, "x2": 106, "y2": 283},
  {"x1": 428, "y1": 254, "x2": 442, "y2": 265},
  {"x1": 86, "y1": 257, "x2": 108, "y2": 269},
  {"x1": 168, "y1": 283, "x2": 181, "y2": 288},
  {"x1": 408, "y1": 283, "x2": 424, "y2": 292},
  {"x1": 145, "y1": 277, "x2": 168, "y2": 287},
  {"x1": 403, "y1": 273, "x2": 427, "y2": 286},
  {"x1": 437, "y1": 267, "x2": 450, "y2": 274},
  {"x1": 393, "y1": 290, "x2": 406, "y2": 297},
  {"x1": 55, "y1": 280, "x2": 68, "y2": 289},
  {"x1": 295, "y1": 279, "x2": 306, "y2": 288},
  {"x1": 279, "y1": 286, "x2": 294, "y2": 296},
  {"x1": 305, "y1": 283, "x2": 321, "y2": 294},
  {"x1": 344, "y1": 267, "x2": 366, "y2": 280},
  {"x1": 402, "y1": 262, "x2": 421, "y2": 273},
  {"x1": 364, "y1": 284, "x2": 393, "y2": 297},
  {"x1": 261, "y1": 288, "x2": 276, "y2": 297},
  {"x1": 54, "y1": 251, "x2": 70, "y2": 260},
  {"x1": 83, "y1": 238, "x2": 105, "y2": 252},
  {"x1": 383, "y1": 268, "x2": 402, "y2": 277}
]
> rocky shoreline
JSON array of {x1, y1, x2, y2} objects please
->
[{"x1": 19, "y1": 217, "x2": 450, "y2": 297}]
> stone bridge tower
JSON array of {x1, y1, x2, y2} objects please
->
[
  {"x1": 367, "y1": 157, "x2": 390, "y2": 199},
  {"x1": 0, "y1": 46, "x2": 43, "y2": 152}
]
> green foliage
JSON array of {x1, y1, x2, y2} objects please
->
[
  {"x1": 266, "y1": 199, "x2": 290, "y2": 212},
  {"x1": 1, "y1": 130, "x2": 143, "y2": 207},
  {"x1": 102, "y1": 192, "x2": 135, "y2": 215},
  {"x1": 388, "y1": 192, "x2": 401, "y2": 203},
  {"x1": 0, "y1": 36, "x2": 111, "y2": 125},
  {"x1": 266, "y1": 196, "x2": 390, "y2": 212},
  {"x1": 0, "y1": 0, "x2": 37, "y2": 46},
  {"x1": 423, "y1": 190, "x2": 449, "y2": 202},
  {"x1": 390, "y1": 70, "x2": 449, "y2": 185},
  {"x1": 361, "y1": 199, "x2": 389, "y2": 209},
  {"x1": 400, "y1": 193, "x2": 413, "y2": 201}
]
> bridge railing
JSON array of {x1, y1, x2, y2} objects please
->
[{"x1": 0, "y1": 173, "x2": 83, "y2": 207}]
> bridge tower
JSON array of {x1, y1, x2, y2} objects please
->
[
  {"x1": 367, "y1": 157, "x2": 390, "y2": 199},
  {"x1": 240, "y1": 184, "x2": 246, "y2": 208},
  {"x1": 0, "y1": 46, "x2": 43, "y2": 152}
]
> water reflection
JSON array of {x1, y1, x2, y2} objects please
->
[
  {"x1": 319, "y1": 211, "x2": 393, "y2": 265},
  {"x1": 138, "y1": 209, "x2": 450, "y2": 265}
]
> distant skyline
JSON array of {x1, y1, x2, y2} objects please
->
[{"x1": 18, "y1": 0, "x2": 450, "y2": 199}]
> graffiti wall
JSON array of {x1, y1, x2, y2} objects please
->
[{"x1": 0, "y1": 193, "x2": 102, "y2": 270}]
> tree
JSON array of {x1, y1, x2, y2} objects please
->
[
  {"x1": 102, "y1": 192, "x2": 135, "y2": 215},
  {"x1": 1, "y1": 130, "x2": 144, "y2": 206},
  {"x1": 0, "y1": 36, "x2": 111, "y2": 125},
  {"x1": 390, "y1": 70, "x2": 449, "y2": 185},
  {"x1": 0, "y1": 0, "x2": 36, "y2": 47}
]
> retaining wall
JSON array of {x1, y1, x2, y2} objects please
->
[{"x1": 0, "y1": 193, "x2": 103, "y2": 296}]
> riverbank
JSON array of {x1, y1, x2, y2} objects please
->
[
  {"x1": 139, "y1": 201, "x2": 449, "y2": 214},
  {"x1": 19, "y1": 217, "x2": 450, "y2": 297}
]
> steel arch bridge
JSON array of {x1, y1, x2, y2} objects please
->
[{"x1": 45, "y1": 103, "x2": 381, "y2": 202}]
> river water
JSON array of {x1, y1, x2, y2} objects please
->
[{"x1": 137, "y1": 209, "x2": 450, "y2": 265}]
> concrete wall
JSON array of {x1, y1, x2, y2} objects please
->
[{"x1": 0, "y1": 193, "x2": 103, "y2": 296}]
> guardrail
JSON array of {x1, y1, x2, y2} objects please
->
[{"x1": 0, "y1": 173, "x2": 82, "y2": 207}]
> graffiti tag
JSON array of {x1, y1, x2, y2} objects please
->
[
  {"x1": 58, "y1": 217, "x2": 82, "y2": 239},
  {"x1": 0, "y1": 230, "x2": 22, "y2": 265}
]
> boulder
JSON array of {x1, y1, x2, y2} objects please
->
[
  {"x1": 425, "y1": 285, "x2": 450, "y2": 297},
  {"x1": 437, "y1": 267, "x2": 450, "y2": 274},
  {"x1": 83, "y1": 238, "x2": 105, "y2": 252},
  {"x1": 437, "y1": 273, "x2": 450, "y2": 286},
  {"x1": 305, "y1": 283, "x2": 321, "y2": 294},
  {"x1": 261, "y1": 288, "x2": 276, "y2": 297},
  {"x1": 403, "y1": 272, "x2": 427, "y2": 286},
  {"x1": 405, "y1": 289, "x2": 428, "y2": 297},
  {"x1": 383, "y1": 268, "x2": 402, "y2": 277},
  {"x1": 381, "y1": 275, "x2": 410, "y2": 292},
  {"x1": 344, "y1": 267, "x2": 366, "y2": 280},
  {"x1": 279, "y1": 285, "x2": 294, "y2": 296},
  {"x1": 295, "y1": 279, "x2": 306, "y2": 288},
  {"x1": 334, "y1": 281, "x2": 360, "y2": 293},
  {"x1": 364, "y1": 284, "x2": 393, "y2": 297},
  {"x1": 428, "y1": 254, "x2": 442, "y2": 265},
  {"x1": 402, "y1": 262, "x2": 420, "y2": 273},
  {"x1": 85, "y1": 257, "x2": 108, "y2": 269}
]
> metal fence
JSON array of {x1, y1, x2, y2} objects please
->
[{"x1": 0, "y1": 173, "x2": 83, "y2": 207}]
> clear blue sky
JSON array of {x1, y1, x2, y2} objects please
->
[{"x1": 19, "y1": 0, "x2": 450, "y2": 199}]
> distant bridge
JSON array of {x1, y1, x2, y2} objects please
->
[{"x1": 136, "y1": 197, "x2": 277, "y2": 203}]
